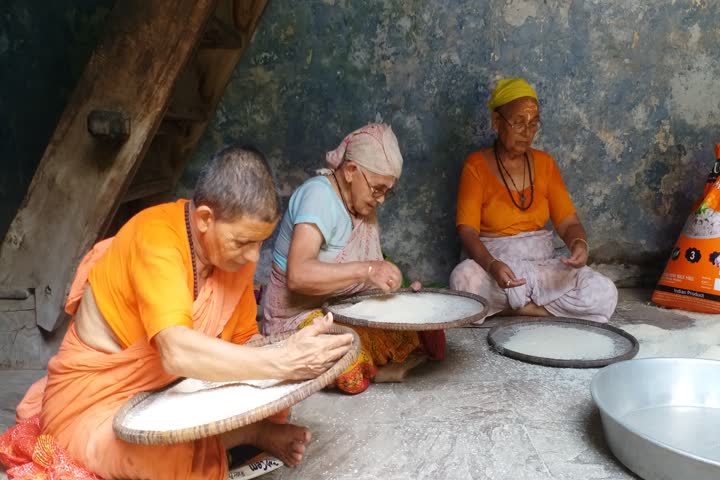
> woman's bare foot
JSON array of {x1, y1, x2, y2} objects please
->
[
  {"x1": 222, "y1": 421, "x2": 312, "y2": 467},
  {"x1": 373, "y1": 352, "x2": 428, "y2": 383}
]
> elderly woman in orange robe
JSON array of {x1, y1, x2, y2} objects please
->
[
  {"x1": 450, "y1": 79, "x2": 617, "y2": 322},
  {"x1": 262, "y1": 124, "x2": 445, "y2": 394},
  {"x1": 0, "y1": 146, "x2": 353, "y2": 479}
]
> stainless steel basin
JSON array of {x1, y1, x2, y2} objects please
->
[{"x1": 591, "y1": 358, "x2": 720, "y2": 480}]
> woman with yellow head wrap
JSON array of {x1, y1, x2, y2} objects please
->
[
  {"x1": 450, "y1": 78, "x2": 618, "y2": 323},
  {"x1": 487, "y1": 78, "x2": 538, "y2": 111}
]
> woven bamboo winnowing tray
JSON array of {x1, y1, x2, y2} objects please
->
[
  {"x1": 114, "y1": 325, "x2": 360, "y2": 445},
  {"x1": 323, "y1": 288, "x2": 489, "y2": 331}
]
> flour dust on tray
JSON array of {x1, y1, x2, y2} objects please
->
[
  {"x1": 121, "y1": 377, "x2": 307, "y2": 432},
  {"x1": 332, "y1": 292, "x2": 483, "y2": 324},
  {"x1": 502, "y1": 324, "x2": 619, "y2": 360}
]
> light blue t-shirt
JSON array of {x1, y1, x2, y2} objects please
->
[{"x1": 272, "y1": 176, "x2": 352, "y2": 272}]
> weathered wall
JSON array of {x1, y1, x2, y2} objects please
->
[
  {"x1": 185, "y1": 0, "x2": 715, "y2": 285},
  {"x1": 0, "y1": 1, "x2": 114, "y2": 368},
  {"x1": 0, "y1": 1, "x2": 114, "y2": 241}
]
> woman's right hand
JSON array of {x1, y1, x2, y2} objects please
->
[
  {"x1": 488, "y1": 260, "x2": 526, "y2": 289},
  {"x1": 280, "y1": 313, "x2": 354, "y2": 380},
  {"x1": 366, "y1": 260, "x2": 403, "y2": 292}
]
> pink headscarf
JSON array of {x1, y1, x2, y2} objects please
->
[{"x1": 325, "y1": 123, "x2": 404, "y2": 179}]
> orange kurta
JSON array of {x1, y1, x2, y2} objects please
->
[
  {"x1": 88, "y1": 199, "x2": 257, "y2": 347},
  {"x1": 456, "y1": 149, "x2": 576, "y2": 236},
  {"x1": 2, "y1": 200, "x2": 263, "y2": 480}
]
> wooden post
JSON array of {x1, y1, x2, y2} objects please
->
[{"x1": 0, "y1": 0, "x2": 218, "y2": 332}]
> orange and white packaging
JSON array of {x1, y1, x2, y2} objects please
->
[{"x1": 653, "y1": 144, "x2": 720, "y2": 313}]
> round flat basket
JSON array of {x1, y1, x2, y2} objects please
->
[
  {"x1": 323, "y1": 288, "x2": 489, "y2": 331},
  {"x1": 487, "y1": 318, "x2": 639, "y2": 368},
  {"x1": 113, "y1": 325, "x2": 360, "y2": 445}
]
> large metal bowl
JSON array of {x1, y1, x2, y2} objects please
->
[{"x1": 591, "y1": 358, "x2": 720, "y2": 480}]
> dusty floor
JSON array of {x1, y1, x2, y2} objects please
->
[{"x1": 1, "y1": 289, "x2": 718, "y2": 480}]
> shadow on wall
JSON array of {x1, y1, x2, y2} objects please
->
[
  {"x1": 178, "y1": 0, "x2": 720, "y2": 286},
  {"x1": 0, "y1": 1, "x2": 115, "y2": 241}
]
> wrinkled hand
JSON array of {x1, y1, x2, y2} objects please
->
[
  {"x1": 488, "y1": 260, "x2": 526, "y2": 289},
  {"x1": 410, "y1": 280, "x2": 422, "y2": 292},
  {"x1": 366, "y1": 260, "x2": 403, "y2": 293},
  {"x1": 281, "y1": 313, "x2": 354, "y2": 380},
  {"x1": 561, "y1": 243, "x2": 588, "y2": 268}
]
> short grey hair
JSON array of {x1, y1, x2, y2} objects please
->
[{"x1": 193, "y1": 145, "x2": 279, "y2": 223}]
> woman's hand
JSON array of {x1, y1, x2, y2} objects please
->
[
  {"x1": 366, "y1": 260, "x2": 403, "y2": 292},
  {"x1": 561, "y1": 241, "x2": 588, "y2": 268},
  {"x1": 280, "y1": 313, "x2": 354, "y2": 380},
  {"x1": 488, "y1": 260, "x2": 526, "y2": 289}
]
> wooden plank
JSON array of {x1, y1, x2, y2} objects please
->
[
  {"x1": 0, "y1": 289, "x2": 30, "y2": 300},
  {"x1": 0, "y1": 295, "x2": 34, "y2": 314},
  {"x1": 0, "y1": 0, "x2": 218, "y2": 332},
  {"x1": 146, "y1": 0, "x2": 269, "y2": 199},
  {"x1": 200, "y1": 15, "x2": 245, "y2": 50}
]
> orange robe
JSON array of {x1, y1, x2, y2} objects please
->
[
  {"x1": 456, "y1": 149, "x2": 576, "y2": 235},
  {"x1": 1, "y1": 200, "x2": 270, "y2": 479}
]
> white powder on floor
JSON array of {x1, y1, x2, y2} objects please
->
[
  {"x1": 332, "y1": 292, "x2": 484, "y2": 325},
  {"x1": 622, "y1": 316, "x2": 720, "y2": 359},
  {"x1": 121, "y1": 377, "x2": 308, "y2": 432},
  {"x1": 502, "y1": 325, "x2": 619, "y2": 360}
]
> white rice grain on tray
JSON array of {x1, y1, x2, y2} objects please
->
[
  {"x1": 333, "y1": 292, "x2": 483, "y2": 324},
  {"x1": 123, "y1": 378, "x2": 306, "y2": 432},
  {"x1": 503, "y1": 325, "x2": 618, "y2": 360}
]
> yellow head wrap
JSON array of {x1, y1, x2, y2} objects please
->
[{"x1": 487, "y1": 78, "x2": 538, "y2": 111}]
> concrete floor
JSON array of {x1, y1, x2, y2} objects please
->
[{"x1": 1, "y1": 289, "x2": 718, "y2": 480}]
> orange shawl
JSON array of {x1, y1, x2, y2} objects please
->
[{"x1": 2, "y1": 203, "x2": 261, "y2": 479}]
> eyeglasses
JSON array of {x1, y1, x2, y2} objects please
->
[
  {"x1": 496, "y1": 111, "x2": 541, "y2": 133},
  {"x1": 358, "y1": 167, "x2": 395, "y2": 200}
]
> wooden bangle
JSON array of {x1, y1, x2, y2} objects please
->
[{"x1": 570, "y1": 238, "x2": 589, "y2": 250}]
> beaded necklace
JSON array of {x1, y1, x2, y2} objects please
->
[
  {"x1": 184, "y1": 202, "x2": 199, "y2": 300},
  {"x1": 494, "y1": 142, "x2": 534, "y2": 211}
]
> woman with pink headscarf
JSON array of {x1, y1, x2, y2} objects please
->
[{"x1": 262, "y1": 123, "x2": 445, "y2": 394}]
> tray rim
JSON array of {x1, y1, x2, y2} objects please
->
[
  {"x1": 113, "y1": 325, "x2": 360, "y2": 445},
  {"x1": 591, "y1": 357, "x2": 720, "y2": 469},
  {"x1": 487, "y1": 317, "x2": 639, "y2": 368},
  {"x1": 322, "y1": 288, "x2": 489, "y2": 331}
]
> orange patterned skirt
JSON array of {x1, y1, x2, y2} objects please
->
[{"x1": 299, "y1": 310, "x2": 445, "y2": 394}]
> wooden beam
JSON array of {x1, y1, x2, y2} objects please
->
[
  {"x1": 87, "y1": 110, "x2": 131, "y2": 142},
  {"x1": 111, "y1": 0, "x2": 269, "y2": 216},
  {"x1": 200, "y1": 15, "x2": 244, "y2": 50},
  {"x1": 166, "y1": 0, "x2": 269, "y2": 188},
  {"x1": 0, "y1": 0, "x2": 218, "y2": 331}
]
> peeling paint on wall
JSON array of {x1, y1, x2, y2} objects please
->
[{"x1": 181, "y1": 0, "x2": 720, "y2": 285}]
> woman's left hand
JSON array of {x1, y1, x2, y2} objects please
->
[
  {"x1": 410, "y1": 281, "x2": 422, "y2": 292},
  {"x1": 561, "y1": 242, "x2": 588, "y2": 268}
]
